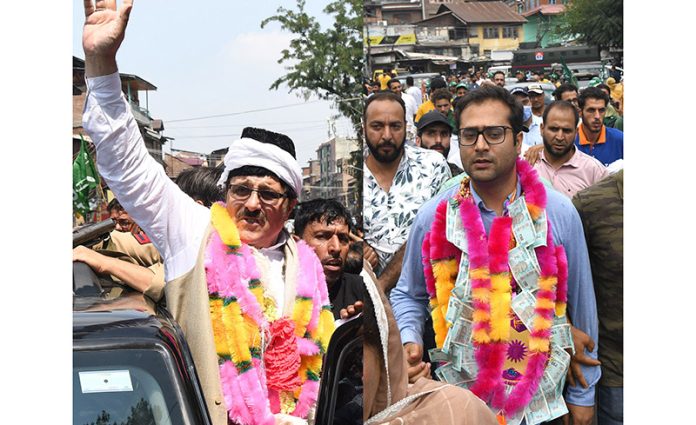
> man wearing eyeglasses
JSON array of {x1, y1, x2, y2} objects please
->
[
  {"x1": 80, "y1": 3, "x2": 332, "y2": 424},
  {"x1": 390, "y1": 85, "x2": 600, "y2": 425}
]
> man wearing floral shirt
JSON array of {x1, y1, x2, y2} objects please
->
[{"x1": 363, "y1": 91, "x2": 451, "y2": 293}]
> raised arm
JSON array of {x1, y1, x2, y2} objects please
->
[
  {"x1": 83, "y1": 0, "x2": 133, "y2": 78},
  {"x1": 81, "y1": 0, "x2": 209, "y2": 280}
]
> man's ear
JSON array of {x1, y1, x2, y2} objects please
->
[{"x1": 515, "y1": 131, "x2": 523, "y2": 155}]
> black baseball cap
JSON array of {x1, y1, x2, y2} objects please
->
[
  {"x1": 509, "y1": 86, "x2": 529, "y2": 96},
  {"x1": 417, "y1": 110, "x2": 453, "y2": 133}
]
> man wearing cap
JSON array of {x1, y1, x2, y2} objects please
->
[
  {"x1": 528, "y1": 83, "x2": 546, "y2": 117},
  {"x1": 453, "y1": 82, "x2": 468, "y2": 104},
  {"x1": 80, "y1": 3, "x2": 333, "y2": 424},
  {"x1": 511, "y1": 86, "x2": 543, "y2": 151},
  {"x1": 415, "y1": 76, "x2": 448, "y2": 122},
  {"x1": 448, "y1": 80, "x2": 458, "y2": 96},
  {"x1": 415, "y1": 110, "x2": 463, "y2": 176},
  {"x1": 515, "y1": 70, "x2": 527, "y2": 82}
]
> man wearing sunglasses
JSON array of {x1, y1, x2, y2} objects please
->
[
  {"x1": 390, "y1": 85, "x2": 600, "y2": 425},
  {"x1": 80, "y1": 2, "x2": 332, "y2": 424}
]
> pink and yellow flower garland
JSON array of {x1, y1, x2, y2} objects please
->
[
  {"x1": 423, "y1": 158, "x2": 567, "y2": 417},
  {"x1": 205, "y1": 202, "x2": 334, "y2": 425}
]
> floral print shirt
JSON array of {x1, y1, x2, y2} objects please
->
[{"x1": 363, "y1": 145, "x2": 451, "y2": 273}]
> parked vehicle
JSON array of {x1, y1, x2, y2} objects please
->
[
  {"x1": 504, "y1": 81, "x2": 556, "y2": 105},
  {"x1": 393, "y1": 72, "x2": 441, "y2": 90},
  {"x1": 73, "y1": 222, "x2": 363, "y2": 425},
  {"x1": 512, "y1": 45, "x2": 601, "y2": 74}
]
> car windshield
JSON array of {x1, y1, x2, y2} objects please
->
[{"x1": 74, "y1": 348, "x2": 190, "y2": 425}]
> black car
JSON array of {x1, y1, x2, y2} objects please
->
[
  {"x1": 73, "y1": 262, "x2": 212, "y2": 425},
  {"x1": 73, "y1": 241, "x2": 363, "y2": 425}
]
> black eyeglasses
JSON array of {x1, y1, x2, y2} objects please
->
[
  {"x1": 458, "y1": 126, "x2": 512, "y2": 146},
  {"x1": 227, "y1": 184, "x2": 288, "y2": 204}
]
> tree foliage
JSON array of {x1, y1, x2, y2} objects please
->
[
  {"x1": 557, "y1": 0, "x2": 623, "y2": 50},
  {"x1": 261, "y1": 0, "x2": 364, "y2": 137}
]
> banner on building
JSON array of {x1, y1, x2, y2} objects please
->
[{"x1": 366, "y1": 33, "x2": 417, "y2": 46}]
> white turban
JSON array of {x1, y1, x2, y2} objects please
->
[{"x1": 217, "y1": 137, "x2": 303, "y2": 198}]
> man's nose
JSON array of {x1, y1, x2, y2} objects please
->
[
  {"x1": 382, "y1": 125, "x2": 392, "y2": 141},
  {"x1": 243, "y1": 190, "x2": 262, "y2": 210},
  {"x1": 327, "y1": 235, "x2": 341, "y2": 254},
  {"x1": 474, "y1": 133, "x2": 490, "y2": 151}
]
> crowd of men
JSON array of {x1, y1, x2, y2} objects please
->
[
  {"x1": 74, "y1": 2, "x2": 622, "y2": 425},
  {"x1": 362, "y1": 66, "x2": 623, "y2": 424}
]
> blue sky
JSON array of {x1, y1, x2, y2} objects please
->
[{"x1": 72, "y1": 0, "x2": 356, "y2": 168}]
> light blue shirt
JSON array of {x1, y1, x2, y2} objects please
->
[
  {"x1": 523, "y1": 114, "x2": 543, "y2": 147},
  {"x1": 390, "y1": 177, "x2": 600, "y2": 406}
]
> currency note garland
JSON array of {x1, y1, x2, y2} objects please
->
[{"x1": 422, "y1": 158, "x2": 569, "y2": 419}]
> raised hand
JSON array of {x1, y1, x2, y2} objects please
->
[{"x1": 82, "y1": 0, "x2": 134, "y2": 77}]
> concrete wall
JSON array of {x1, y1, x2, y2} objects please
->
[{"x1": 469, "y1": 24, "x2": 524, "y2": 53}]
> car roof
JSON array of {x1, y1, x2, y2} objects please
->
[
  {"x1": 73, "y1": 290, "x2": 173, "y2": 342},
  {"x1": 504, "y1": 81, "x2": 556, "y2": 91}
]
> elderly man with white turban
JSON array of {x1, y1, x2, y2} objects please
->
[{"x1": 80, "y1": 4, "x2": 333, "y2": 425}]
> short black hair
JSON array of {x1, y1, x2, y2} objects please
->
[
  {"x1": 387, "y1": 78, "x2": 402, "y2": 89},
  {"x1": 596, "y1": 83, "x2": 611, "y2": 94},
  {"x1": 293, "y1": 198, "x2": 355, "y2": 237},
  {"x1": 543, "y1": 100, "x2": 580, "y2": 127},
  {"x1": 107, "y1": 198, "x2": 123, "y2": 213},
  {"x1": 431, "y1": 88, "x2": 452, "y2": 104},
  {"x1": 429, "y1": 77, "x2": 447, "y2": 90},
  {"x1": 553, "y1": 83, "x2": 579, "y2": 101},
  {"x1": 176, "y1": 167, "x2": 224, "y2": 207},
  {"x1": 578, "y1": 86, "x2": 611, "y2": 110},
  {"x1": 364, "y1": 90, "x2": 406, "y2": 122},
  {"x1": 241, "y1": 127, "x2": 296, "y2": 159},
  {"x1": 493, "y1": 70, "x2": 505, "y2": 78},
  {"x1": 454, "y1": 84, "x2": 524, "y2": 135},
  {"x1": 406, "y1": 76, "x2": 414, "y2": 86}
]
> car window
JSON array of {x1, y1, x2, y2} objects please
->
[
  {"x1": 74, "y1": 349, "x2": 191, "y2": 425},
  {"x1": 331, "y1": 338, "x2": 363, "y2": 425}
]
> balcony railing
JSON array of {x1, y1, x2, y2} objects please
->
[{"x1": 128, "y1": 100, "x2": 152, "y2": 126}]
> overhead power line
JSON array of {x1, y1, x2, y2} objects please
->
[
  {"x1": 167, "y1": 119, "x2": 327, "y2": 129},
  {"x1": 167, "y1": 100, "x2": 321, "y2": 123}
]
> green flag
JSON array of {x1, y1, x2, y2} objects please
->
[
  {"x1": 73, "y1": 135, "x2": 101, "y2": 218},
  {"x1": 560, "y1": 58, "x2": 579, "y2": 87}
]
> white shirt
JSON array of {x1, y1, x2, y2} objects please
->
[
  {"x1": 83, "y1": 72, "x2": 289, "y2": 309},
  {"x1": 363, "y1": 145, "x2": 451, "y2": 272},
  {"x1": 522, "y1": 114, "x2": 544, "y2": 148},
  {"x1": 405, "y1": 85, "x2": 423, "y2": 108},
  {"x1": 401, "y1": 93, "x2": 417, "y2": 127}
]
